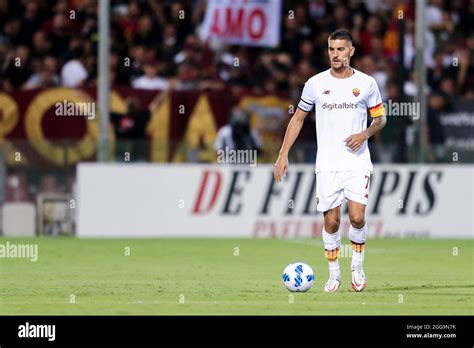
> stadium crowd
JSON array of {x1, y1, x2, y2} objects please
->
[{"x1": 0, "y1": 0, "x2": 473, "y2": 163}]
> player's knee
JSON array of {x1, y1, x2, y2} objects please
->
[
  {"x1": 349, "y1": 214, "x2": 365, "y2": 228},
  {"x1": 325, "y1": 218, "x2": 340, "y2": 233}
]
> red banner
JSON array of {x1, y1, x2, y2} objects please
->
[{"x1": 200, "y1": 0, "x2": 282, "y2": 47}]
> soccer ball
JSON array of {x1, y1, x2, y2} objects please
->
[{"x1": 282, "y1": 262, "x2": 315, "y2": 292}]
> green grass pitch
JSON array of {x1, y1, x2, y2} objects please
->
[{"x1": 0, "y1": 237, "x2": 472, "y2": 315}]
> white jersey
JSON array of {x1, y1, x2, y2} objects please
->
[{"x1": 297, "y1": 68, "x2": 385, "y2": 173}]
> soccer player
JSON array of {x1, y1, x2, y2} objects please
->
[{"x1": 274, "y1": 29, "x2": 386, "y2": 292}]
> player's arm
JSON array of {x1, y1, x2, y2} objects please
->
[
  {"x1": 363, "y1": 101, "x2": 387, "y2": 142},
  {"x1": 345, "y1": 113, "x2": 386, "y2": 152},
  {"x1": 274, "y1": 108, "x2": 309, "y2": 183},
  {"x1": 364, "y1": 114, "x2": 386, "y2": 139},
  {"x1": 345, "y1": 80, "x2": 386, "y2": 152}
]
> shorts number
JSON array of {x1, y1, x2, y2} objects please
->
[{"x1": 364, "y1": 175, "x2": 370, "y2": 189}]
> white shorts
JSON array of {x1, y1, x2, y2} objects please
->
[{"x1": 316, "y1": 170, "x2": 371, "y2": 212}]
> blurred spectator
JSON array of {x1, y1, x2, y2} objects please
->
[
  {"x1": 359, "y1": 15, "x2": 386, "y2": 56},
  {"x1": 172, "y1": 61, "x2": 200, "y2": 91},
  {"x1": 214, "y1": 107, "x2": 262, "y2": 153},
  {"x1": 133, "y1": 15, "x2": 155, "y2": 47},
  {"x1": 18, "y1": 0, "x2": 41, "y2": 46},
  {"x1": 120, "y1": 1, "x2": 141, "y2": 43},
  {"x1": 2, "y1": 45, "x2": 32, "y2": 91},
  {"x1": 157, "y1": 23, "x2": 180, "y2": 73},
  {"x1": 428, "y1": 48, "x2": 457, "y2": 91},
  {"x1": 427, "y1": 91, "x2": 449, "y2": 162},
  {"x1": 61, "y1": 46, "x2": 87, "y2": 87},
  {"x1": 425, "y1": 0, "x2": 445, "y2": 32},
  {"x1": 23, "y1": 55, "x2": 59, "y2": 89},
  {"x1": 46, "y1": 13, "x2": 72, "y2": 59},
  {"x1": 111, "y1": 96, "x2": 152, "y2": 161},
  {"x1": 6, "y1": 175, "x2": 28, "y2": 202},
  {"x1": 403, "y1": 18, "x2": 436, "y2": 69},
  {"x1": 376, "y1": 80, "x2": 412, "y2": 163},
  {"x1": 297, "y1": 40, "x2": 319, "y2": 70},
  {"x1": 31, "y1": 31, "x2": 52, "y2": 60},
  {"x1": 109, "y1": 51, "x2": 130, "y2": 85},
  {"x1": 439, "y1": 76, "x2": 459, "y2": 107},
  {"x1": 132, "y1": 58, "x2": 169, "y2": 90},
  {"x1": 360, "y1": 55, "x2": 388, "y2": 100},
  {"x1": 456, "y1": 36, "x2": 474, "y2": 95},
  {"x1": 403, "y1": 70, "x2": 416, "y2": 97}
]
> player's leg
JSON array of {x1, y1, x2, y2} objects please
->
[
  {"x1": 322, "y1": 205, "x2": 342, "y2": 292},
  {"x1": 347, "y1": 199, "x2": 368, "y2": 292},
  {"x1": 343, "y1": 170, "x2": 371, "y2": 291},
  {"x1": 316, "y1": 171, "x2": 344, "y2": 292}
]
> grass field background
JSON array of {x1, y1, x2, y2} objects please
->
[{"x1": 0, "y1": 237, "x2": 472, "y2": 315}]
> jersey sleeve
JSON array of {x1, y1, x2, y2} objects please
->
[
  {"x1": 367, "y1": 79, "x2": 385, "y2": 118},
  {"x1": 297, "y1": 79, "x2": 316, "y2": 112}
]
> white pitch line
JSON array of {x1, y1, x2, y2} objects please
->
[{"x1": 1, "y1": 300, "x2": 462, "y2": 310}]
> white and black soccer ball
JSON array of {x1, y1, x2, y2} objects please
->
[{"x1": 282, "y1": 262, "x2": 315, "y2": 292}]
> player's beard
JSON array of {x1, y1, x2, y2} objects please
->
[{"x1": 331, "y1": 58, "x2": 350, "y2": 73}]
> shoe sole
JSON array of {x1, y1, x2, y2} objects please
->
[
  {"x1": 351, "y1": 281, "x2": 367, "y2": 292},
  {"x1": 324, "y1": 281, "x2": 341, "y2": 292}
]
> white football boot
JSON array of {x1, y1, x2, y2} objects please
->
[
  {"x1": 324, "y1": 273, "x2": 341, "y2": 292},
  {"x1": 351, "y1": 264, "x2": 367, "y2": 292}
]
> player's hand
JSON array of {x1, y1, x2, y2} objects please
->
[
  {"x1": 344, "y1": 132, "x2": 368, "y2": 152},
  {"x1": 274, "y1": 155, "x2": 288, "y2": 183}
]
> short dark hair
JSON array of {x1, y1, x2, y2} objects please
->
[{"x1": 328, "y1": 29, "x2": 353, "y2": 44}]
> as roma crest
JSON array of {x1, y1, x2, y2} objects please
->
[{"x1": 352, "y1": 88, "x2": 360, "y2": 97}]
